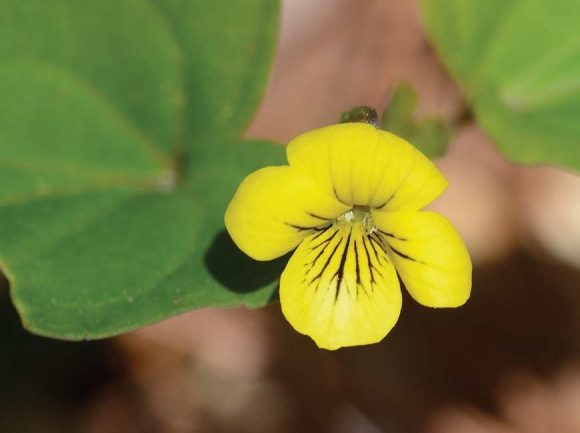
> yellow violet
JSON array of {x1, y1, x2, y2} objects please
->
[{"x1": 225, "y1": 123, "x2": 472, "y2": 350}]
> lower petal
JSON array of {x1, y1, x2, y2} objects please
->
[
  {"x1": 371, "y1": 210, "x2": 472, "y2": 308},
  {"x1": 280, "y1": 222, "x2": 402, "y2": 350}
]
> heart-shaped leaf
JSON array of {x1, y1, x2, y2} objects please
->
[
  {"x1": 420, "y1": 0, "x2": 580, "y2": 169},
  {"x1": 0, "y1": 0, "x2": 282, "y2": 339}
]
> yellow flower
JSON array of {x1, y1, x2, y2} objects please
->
[{"x1": 225, "y1": 123, "x2": 472, "y2": 350}]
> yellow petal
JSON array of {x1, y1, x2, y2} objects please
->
[
  {"x1": 280, "y1": 220, "x2": 402, "y2": 350},
  {"x1": 371, "y1": 210, "x2": 472, "y2": 307},
  {"x1": 286, "y1": 123, "x2": 448, "y2": 210},
  {"x1": 225, "y1": 166, "x2": 350, "y2": 261}
]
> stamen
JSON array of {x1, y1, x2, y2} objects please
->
[{"x1": 333, "y1": 206, "x2": 376, "y2": 235}]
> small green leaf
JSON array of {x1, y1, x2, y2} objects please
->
[
  {"x1": 0, "y1": 0, "x2": 282, "y2": 340},
  {"x1": 380, "y1": 82, "x2": 451, "y2": 158},
  {"x1": 420, "y1": 0, "x2": 580, "y2": 169}
]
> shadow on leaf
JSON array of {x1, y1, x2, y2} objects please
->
[{"x1": 205, "y1": 230, "x2": 290, "y2": 295}]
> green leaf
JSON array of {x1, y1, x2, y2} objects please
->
[
  {"x1": 0, "y1": 0, "x2": 282, "y2": 339},
  {"x1": 420, "y1": 0, "x2": 580, "y2": 169},
  {"x1": 150, "y1": 0, "x2": 280, "y2": 142},
  {"x1": 3, "y1": 140, "x2": 287, "y2": 340},
  {"x1": 380, "y1": 82, "x2": 451, "y2": 158},
  {"x1": 0, "y1": 0, "x2": 184, "y2": 155}
]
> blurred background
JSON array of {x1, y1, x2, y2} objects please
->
[{"x1": 3, "y1": 1, "x2": 580, "y2": 432}]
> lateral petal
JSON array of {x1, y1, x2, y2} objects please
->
[
  {"x1": 286, "y1": 123, "x2": 448, "y2": 210},
  {"x1": 225, "y1": 166, "x2": 350, "y2": 261},
  {"x1": 280, "y1": 221, "x2": 402, "y2": 350},
  {"x1": 371, "y1": 210, "x2": 472, "y2": 307}
]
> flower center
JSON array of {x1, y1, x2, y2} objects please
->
[{"x1": 333, "y1": 205, "x2": 376, "y2": 235}]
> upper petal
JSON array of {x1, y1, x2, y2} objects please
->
[
  {"x1": 371, "y1": 210, "x2": 472, "y2": 307},
  {"x1": 280, "y1": 221, "x2": 402, "y2": 350},
  {"x1": 286, "y1": 123, "x2": 448, "y2": 210},
  {"x1": 225, "y1": 166, "x2": 350, "y2": 261}
]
